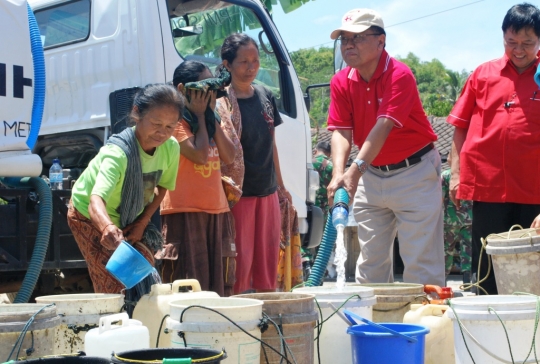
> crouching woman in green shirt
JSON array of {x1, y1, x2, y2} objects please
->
[{"x1": 67, "y1": 83, "x2": 182, "y2": 293}]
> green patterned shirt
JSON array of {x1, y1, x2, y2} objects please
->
[
  {"x1": 441, "y1": 169, "x2": 472, "y2": 227},
  {"x1": 313, "y1": 154, "x2": 333, "y2": 216}
]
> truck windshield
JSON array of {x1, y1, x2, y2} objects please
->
[
  {"x1": 33, "y1": 0, "x2": 90, "y2": 49},
  {"x1": 167, "y1": 0, "x2": 283, "y2": 112}
]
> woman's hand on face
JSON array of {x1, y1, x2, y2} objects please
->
[
  {"x1": 122, "y1": 218, "x2": 148, "y2": 244},
  {"x1": 209, "y1": 90, "x2": 217, "y2": 111},
  {"x1": 100, "y1": 224, "x2": 124, "y2": 250},
  {"x1": 186, "y1": 89, "x2": 211, "y2": 115}
]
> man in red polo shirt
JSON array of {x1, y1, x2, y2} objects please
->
[
  {"x1": 448, "y1": 3, "x2": 540, "y2": 295},
  {"x1": 327, "y1": 9, "x2": 445, "y2": 286}
]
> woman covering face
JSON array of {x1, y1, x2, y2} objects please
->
[{"x1": 159, "y1": 61, "x2": 238, "y2": 296}]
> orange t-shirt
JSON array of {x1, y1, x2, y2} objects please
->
[{"x1": 161, "y1": 120, "x2": 229, "y2": 214}]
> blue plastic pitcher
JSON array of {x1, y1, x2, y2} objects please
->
[{"x1": 106, "y1": 241, "x2": 154, "y2": 289}]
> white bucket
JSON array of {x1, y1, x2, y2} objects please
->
[
  {"x1": 355, "y1": 283, "x2": 426, "y2": 322},
  {"x1": 292, "y1": 285, "x2": 376, "y2": 364},
  {"x1": 446, "y1": 295, "x2": 540, "y2": 364},
  {"x1": 485, "y1": 228, "x2": 540, "y2": 295},
  {"x1": 133, "y1": 279, "x2": 219, "y2": 348},
  {"x1": 167, "y1": 297, "x2": 263, "y2": 364},
  {"x1": 404, "y1": 304, "x2": 455, "y2": 364},
  {"x1": 35, "y1": 293, "x2": 124, "y2": 354},
  {"x1": 0, "y1": 304, "x2": 60, "y2": 361},
  {"x1": 85, "y1": 312, "x2": 150, "y2": 358}
]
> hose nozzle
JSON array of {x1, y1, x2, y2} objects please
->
[{"x1": 331, "y1": 188, "x2": 350, "y2": 229}]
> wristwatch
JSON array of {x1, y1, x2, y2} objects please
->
[{"x1": 353, "y1": 159, "x2": 368, "y2": 175}]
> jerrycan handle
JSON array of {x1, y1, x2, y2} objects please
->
[
  {"x1": 424, "y1": 285, "x2": 443, "y2": 298},
  {"x1": 416, "y1": 303, "x2": 448, "y2": 317},
  {"x1": 99, "y1": 312, "x2": 129, "y2": 334},
  {"x1": 172, "y1": 279, "x2": 202, "y2": 293},
  {"x1": 424, "y1": 285, "x2": 453, "y2": 304}
]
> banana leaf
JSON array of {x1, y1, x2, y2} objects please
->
[{"x1": 278, "y1": 0, "x2": 311, "y2": 14}]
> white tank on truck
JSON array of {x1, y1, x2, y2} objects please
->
[
  {"x1": 0, "y1": 0, "x2": 43, "y2": 177},
  {"x1": 0, "y1": 0, "x2": 54, "y2": 306}
]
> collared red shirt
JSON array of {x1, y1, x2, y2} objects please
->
[
  {"x1": 447, "y1": 53, "x2": 540, "y2": 204},
  {"x1": 327, "y1": 49, "x2": 437, "y2": 166}
]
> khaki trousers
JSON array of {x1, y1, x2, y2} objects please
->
[{"x1": 353, "y1": 148, "x2": 445, "y2": 286}]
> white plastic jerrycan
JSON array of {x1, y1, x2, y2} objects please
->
[
  {"x1": 133, "y1": 279, "x2": 219, "y2": 348},
  {"x1": 85, "y1": 312, "x2": 149, "y2": 358},
  {"x1": 403, "y1": 304, "x2": 455, "y2": 364}
]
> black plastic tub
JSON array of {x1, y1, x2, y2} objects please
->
[{"x1": 12, "y1": 356, "x2": 111, "y2": 363}]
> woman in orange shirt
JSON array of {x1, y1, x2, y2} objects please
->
[{"x1": 160, "y1": 61, "x2": 237, "y2": 296}]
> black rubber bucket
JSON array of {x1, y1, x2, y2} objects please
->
[
  {"x1": 12, "y1": 356, "x2": 110, "y2": 363},
  {"x1": 111, "y1": 348, "x2": 227, "y2": 363}
]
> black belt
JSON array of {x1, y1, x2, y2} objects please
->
[{"x1": 372, "y1": 143, "x2": 434, "y2": 172}]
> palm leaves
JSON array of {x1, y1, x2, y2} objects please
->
[{"x1": 444, "y1": 70, "x2": 468, "y2": 104}]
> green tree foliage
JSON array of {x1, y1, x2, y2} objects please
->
[
  {"x1": 290, "y1": 47, "x2": 334, "y2": 128},
  {"x1": 397, "y1": 53, "x2": 470, "y2": 117},
  {"x1": 290, "y1": 48, "x2": 471, "y2": 126}
]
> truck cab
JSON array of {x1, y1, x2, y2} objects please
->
[{"x1": 0, "y1": 0, "x2": 322, "y2": 293}]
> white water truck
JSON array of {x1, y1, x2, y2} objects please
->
[{"x1": 0, "y1": 0, "x2": 324, "y2": 298}]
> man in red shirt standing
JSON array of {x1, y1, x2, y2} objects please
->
[
  {"x1": 327, "y1": 9, "x2": 445, "y2": 286},
  {"x1": 448, "y1": 3, "x2": 540, "y2": 295}
]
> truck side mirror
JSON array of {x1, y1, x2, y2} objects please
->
[
  {"x1": 304, "y1": 93, "x2": 311, "y2": 112},
  {"x1": 334, "y1": 40, "x2": 347, "y2": 73},
  {"x1": 304, "y1": 83, "x2": 330, "y2": 113}
]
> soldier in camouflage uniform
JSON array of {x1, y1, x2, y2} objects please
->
[
  {"x1": 441, "y1": 153, "x2": 472, "y2": 283},
  {"x1": 313, "y1": 141, "x2": 333, "y2": 219},
  {"x1": 310, "y1": 141, "x2": 335, "y2": 279}
]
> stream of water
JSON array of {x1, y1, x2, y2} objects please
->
[{"x1": 334, "y1": 226, "x2": 347, "y2": 290}]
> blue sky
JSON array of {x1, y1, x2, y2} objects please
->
[{"x1": 271, "y1": 0, "x2": 525, "y2": 73}]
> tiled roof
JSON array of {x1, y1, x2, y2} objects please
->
[
  {"x1": 311, "y1": 116, "x2": 453, "y2": 170},
  {"x1": 311, "y1": 127, "x2": 359, "y2": 167},
  {"x1": 431, "y1": 116, "x2": 453, "y2": 170}
]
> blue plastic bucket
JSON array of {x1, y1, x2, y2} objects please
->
[
  {"x1": 106, "y1": 241, "x2": 154, "y2": 289},
  {"x1": 347, "y1": 323, "x2": 429, "y2": 364}
]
